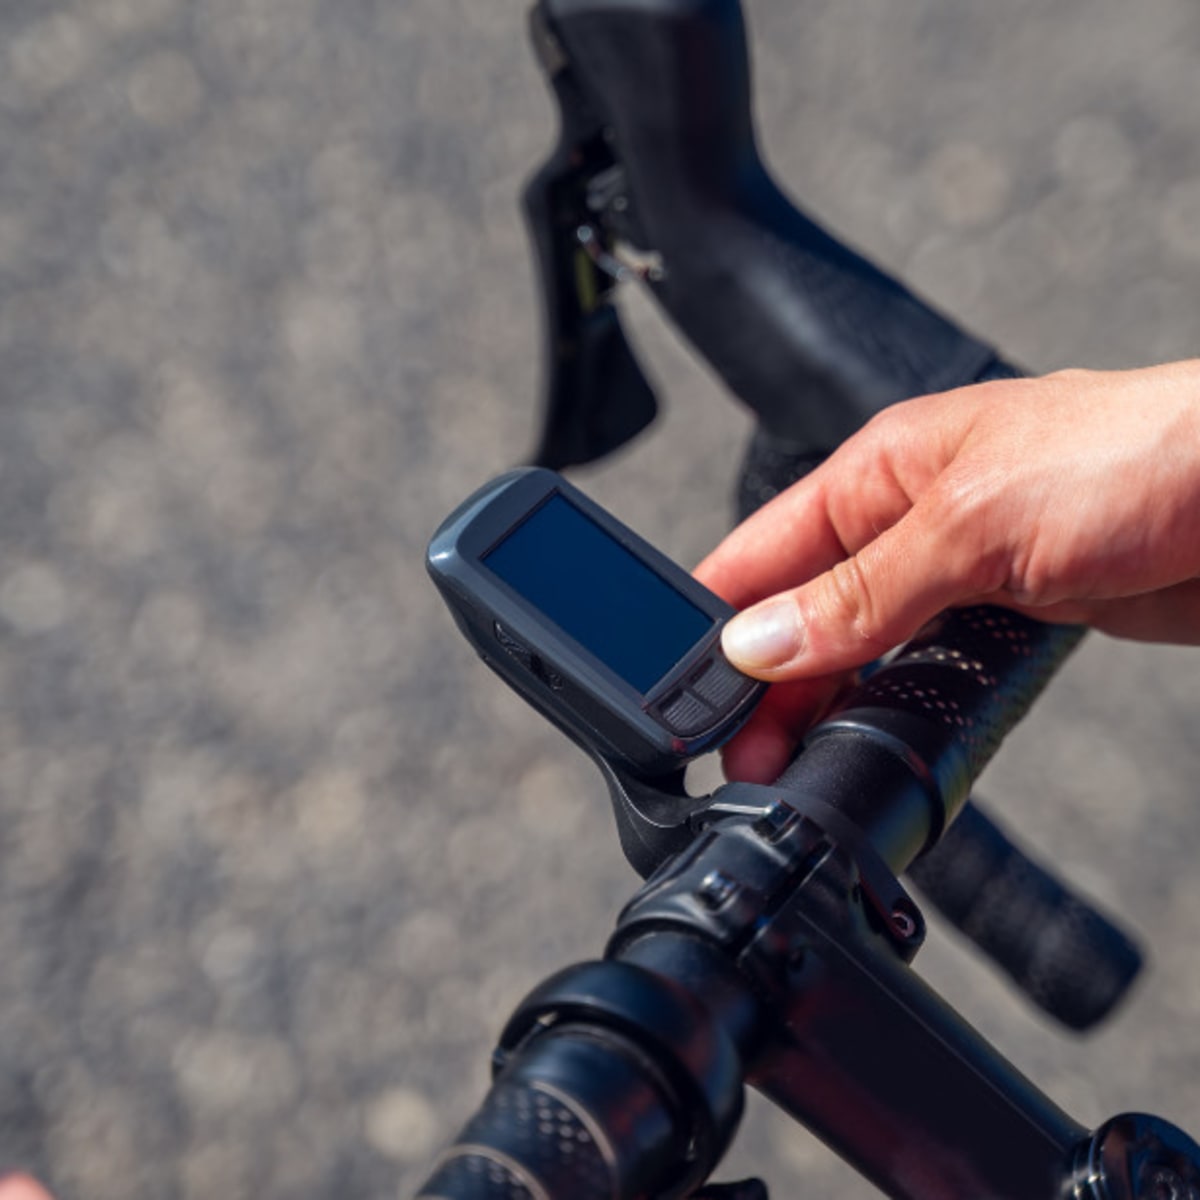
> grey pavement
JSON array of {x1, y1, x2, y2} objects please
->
[{"x1": 0, "y1": 1, "x2": 1198, "y2": 1197}]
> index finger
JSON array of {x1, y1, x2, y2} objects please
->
[{"x1": 694, "y1": 431, "x2": 918, "y2": 608}]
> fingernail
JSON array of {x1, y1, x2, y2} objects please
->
[{"x1": 722, "y1": 599, "x2": 805, "y2": 669}]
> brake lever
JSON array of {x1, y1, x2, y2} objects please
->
[{"x1": 522, "y1": 4, "x2": 659, "y2": 469}]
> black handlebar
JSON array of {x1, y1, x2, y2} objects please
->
[
  {"x1": 908, "y1": 799, "x2": 1143, "y2": 1031},
  {"x1": 416, "y1": 588, "x2": 1200, "y2": 1197},
  {"x1": 527, "y1": 0, "x2": 1001, "y2": 469},
  {"x1": 418, "y1": 958, "x2": 747, "y2": 1200},
  {"x1": 416, "y1": 607, "x2": 1096, "y2": 1199},
  {"x1": 416, "y1": 1025, "x2": 677, "y2": 1200},
  {"x1": 781, "y1": 607, "x2": 1085, "y2": 873}
]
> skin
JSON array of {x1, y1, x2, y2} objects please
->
[
  {"x1": 695, "y1": 361, "x2": 1200, "y2": 783},
  {"x1": 0, "y1": 1179, "x2": 53, "y2": 1200}
]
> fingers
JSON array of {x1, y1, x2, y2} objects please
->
[
  {"x1": 0, "y1": 1176, "x2": 54, "y2": 1200},
  {"x1": 720, "y1": 676, "x2": 846, "y2": 783},
  {"x1": 720, "y1": 495, "x2": 983, "y2": 681},
  {"x1": 721, "y1": 714, "x2": 796, "y2": 785},
  {"x1": 696, "y1": 385, "x2": 987, "y2": 613},
  {"x1": 695, "y1": 413, "x2": 935, "y2": 609},
  {"x1": 693, "y1": 470, "x2": 854, "y2": 609}
]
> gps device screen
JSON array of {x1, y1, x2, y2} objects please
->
[
  {"x1": 428, "y1": 468, "x2": 765, "y2": 778},
  {"x1": 483, "y1": 494, "x2": 714, "y2": 695}
]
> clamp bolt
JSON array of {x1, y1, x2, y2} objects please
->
[
  {"x1": 752, "y1": 798, "x2": 798, "y2": 843},
  {"x1": 697, "y1": 870, "x2": 739, "y2": 911},
  {"x1": 891, "y1": 907, "x2": 919, "y2": 940}
]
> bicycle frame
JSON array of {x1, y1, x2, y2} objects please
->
[{"x1": 416, "y1": 2, "x2": 1200, "y2": 1196}]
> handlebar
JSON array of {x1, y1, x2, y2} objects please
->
[
  {"x1": 526, "y1": 0, "x2": 1003, "y2": 470},
  {"x1": 416, "y1": 1019, "x2": 683, "y2": 1200},
  {"x1": 779, "y1": 607, "x2": 1085, "y2": 872},
  {"x1": 417, "y1": 957, "x2": 747, "y2": 1200},
  {"x1": 908, "y1": 798, "x2": 1143, "y2": 1031},
  {"x1": 416, "y1": 607, "x2": 1096, "y2": 1199},
  {"x1": 417, "y1": 592, "x2": 1200, "y2": 1197}
]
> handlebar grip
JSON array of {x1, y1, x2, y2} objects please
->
[
  {"x1": 908, "y1": 801, "x2": 1143, "y2": 1030},
  {"x1": 734, "y1": 357, "x2": 1023, "y2": 519},
  {"x1": 775, "y1": 608, "x2": 1085, "y2": 873},
  {"x1": 416, "y1": 1071, "x2": 614, "y2": 1200},
  {"x1": 415, "y1": 1023, "x2": 687, "y2": 1200}
]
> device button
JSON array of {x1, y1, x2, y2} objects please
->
[
  {"x1": 691, "y1": 656, "x2": 753, "y2": 707},
  {"x1": 657, "y1": 689, "x2": 716, "y2": 736}
]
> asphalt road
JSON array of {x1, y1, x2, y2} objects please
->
[{"x1": 0, "y1": 1, "x2": 1198, "y2": 1198}]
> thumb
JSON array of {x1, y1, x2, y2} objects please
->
[{"x1": 720, "y1": 511, "x2": 972, "y2": 680}]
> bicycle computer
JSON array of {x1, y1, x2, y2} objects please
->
[{"x1": 427, "y1": 468, "x2": 766, "y2": 778}]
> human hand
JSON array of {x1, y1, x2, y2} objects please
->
[
  {"x1": 0, "y1": 1176, "x2": 53, "y2": 1200},
  {"x1": 695, "y1": 361, "x2": 1200, "y2": 781}
]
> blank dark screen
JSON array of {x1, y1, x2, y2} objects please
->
[{"x1": 483, "y1": 494, "x2": 714, "y2": 694}]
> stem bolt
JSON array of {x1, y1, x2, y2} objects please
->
[{"x1": 697, "y1": 870, "x2": 739, "y2": 911}]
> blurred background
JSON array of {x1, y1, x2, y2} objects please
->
[{"x1": 0, "y1": 0, "x2": 1198, "y2": 1196}]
